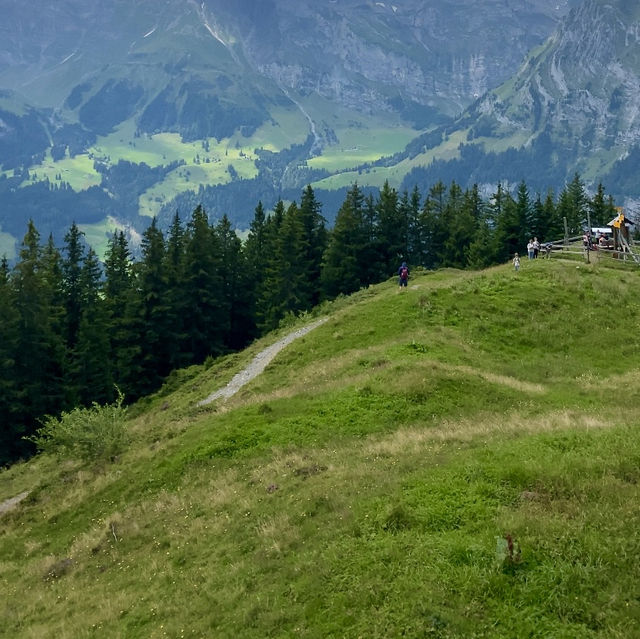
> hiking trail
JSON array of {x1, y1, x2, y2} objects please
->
[{"x1": 197, "y1": 317, "x2": 328, "y2": 406}]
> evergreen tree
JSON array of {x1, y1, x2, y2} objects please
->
[
  {"x1": 298, "y1": 185, "x2": 328, "y2": 309},
  {"x1": 542, "y1": 189, "x2": 561, "y2": 241},
  {"x1": 515, "y1": 180, "x2": 532, "y2": 248},
  {"x1": 12, "y1": 221, "x2": 66, "y2": 453},
  {"x1": 418, "y1": 181, "x2": 447, "y2": 269},
  {"x1": 360, "y1": 192, "x2": 384, "y2": 285},
  {"x1": 493, "y1": 186, "x2": 520, "y2": 260},
  {"x1": 564, "y1": 173, "x2": 588, "y2": 235},
  {"x1": 0, "y1": 257, "x2": 21, "y2": 465},
  {"x1": 216, "y1": 214, "x2": 252, "y2": 350},
  {"x1": 589, "y1": 183, "x2": 616, "y2": 227},
  {"x1": 441, "y1": 181, "x2": 476, "y2": 268},
  {"x1": 183, "y1": 205, "x2": 225, "y2": 362},
  {"x1": 321, "y1": 184, "x2": 367, "y2": 298},
  {"x1": 164, "y1": 212, "x2": 189, "y2": 370},
  {"x1": 259, "y1": 202, "x2": 308, "y2": 330},
  {"x1": 136, "y1": 218, "x2": 171, "y2": 396},
  {"x1": 257, "y1": 201, "x2": 286, "y2": 332},
  {"x1": 375, "y1": 180, "x2": 402, "y2": 274},
  {"x1": 404, "y1": 186, "x2": 422, "y2": 267},
  {"x1": 61, "y1": 222, "x2": 86, "y2": 351},
  {"x1": 74, "y1": 249, "x2": 114, "y2": 405},
  {"x1": 104, "y1": 230, "x2": 137, "y2": 392}
]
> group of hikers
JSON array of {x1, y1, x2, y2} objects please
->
[{"x1": 513, "y1": 236, "x2": 543, "y2": 271}]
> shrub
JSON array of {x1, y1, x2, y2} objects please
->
[{"x1": 27, "y1": 390, "x2": 128, "y2": 462}]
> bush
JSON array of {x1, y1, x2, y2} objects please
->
[{"x1": 27, "y1": 391, "x2": 128, "y2": 462}]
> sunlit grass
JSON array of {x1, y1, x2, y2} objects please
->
[
  {"x1": 77, "y1": 217, "x2": 121, "y2": 260},
  {"x1": 2, "y1": 261, "x2": 640, "y2": 637},
  {"x1": 307, "y1": 126, "x2": 416, "y2": 172},
  {"x1": 21, "y1": 150, "x2": 101, "y2": 191}
]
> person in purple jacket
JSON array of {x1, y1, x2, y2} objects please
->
[{"x1": 398, "y1": 261, "x2": 409, "y2": 289}]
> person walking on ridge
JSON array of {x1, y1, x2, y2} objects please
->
[{"x1": 398, "y1": 261, "x2": 409, "y2": 289}]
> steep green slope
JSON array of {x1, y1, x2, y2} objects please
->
[{"x1": 1, "y1": 259, "x2": 640, "y2": 638}]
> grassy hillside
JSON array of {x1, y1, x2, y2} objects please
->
[{"x1": 2, "y1": 259, "x2": 640, "y2": 638}]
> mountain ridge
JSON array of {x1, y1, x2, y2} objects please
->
[
  {"x1": 2, "y1": 259, "x2": 640, "y2": 636},
  {"x1": 3, "y1": 0, "x2": 638, "y2": 260}
]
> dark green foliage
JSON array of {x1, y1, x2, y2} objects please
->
[
  {"x1": 0, "y1": 175, "x2": 623, "y2": 466},
  {"x1": 78, "y1": 80, "x2": 144, "y2": 136},
  {"x1": 0, "y1": 107, "x2": 50, "y2": 169}
]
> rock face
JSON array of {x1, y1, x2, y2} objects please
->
[
  {"x1": 459, "y1": 0, "x2": 640, "y2": 186},
  {"x1": 202, "y1": 0, "x2": 580, "y2": 120},
  {"x1": 0, "y1": 0, "x2": 578, "y2": 126}
]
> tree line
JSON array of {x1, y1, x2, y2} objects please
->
[{"x1": 0, "y1": 176, "x2": 618, "y2": 465}]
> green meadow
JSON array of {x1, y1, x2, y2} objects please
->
[{"x1": 2, "y1": 258, "x2": 640, "y2": 638}]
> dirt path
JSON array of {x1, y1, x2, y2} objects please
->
[
  {"x1": 0, "y1": 491, "x2": 29, "y2": 517},
  {"x1": 197, "y1": 318, "x2": 328, "y2": 406}
]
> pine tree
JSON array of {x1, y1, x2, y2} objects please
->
[
  {"x1": 515, "y1": 180, "x2": 532, "y2": 248},
  {"x1": 74, "y1": 249, "x2": 114, "y2": 405},
  {"x1": 12, "y1": 221, "x2": 66, "y2": 452},
  {"x1": 61, "y1": 222, "x2": 86, "y2": 351},
  {"x1": 493, "y1": 186, "x2": 520, "y2": 260},
  {"x1": 216, "y1": 214, "x2": 252, "y2": 350},
  {"x1": 564, "y1": 173, "x2": 588, "y2": 235},
  {"x1": 104, "y1": 230, "x2": 137, "y2": 392},
  {"x1": 375, "y1": 180, "x2": 402, "y2": 274},
  {"x1": 164, "y1": 212, "x2": 189, "y2": 370},
  {"x1": 183, "y1": 205, "x2": 225, "y2": 362},
  {"x1": 321, "y1": 184, "x2": 367, "y2": 298},
  {"x1": 407, "y1": 186, "x2": 422, "y2": 265},
  {"x1": 589, "y1": 183, "x2": 616, "y2": 227},
  {"x1": 257, "y1": 201, "x2": 286, "y2": 332},
  {"x1": 298, "y1": 185, "x2": 328, "y2": 309},
  {"x1": 136, "y1": 218, "x2": 170, "y2": 396},
  {"x1": 0, "y1": 257, "x2": 21, "y2": 465},
  {"x1": 441, "y1": 181, "x2": 476, "y2": 268},
  {"x1": 417, "y1": 181, "x2": 447, "y2": 269}
]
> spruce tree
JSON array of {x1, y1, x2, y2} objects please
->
[
  {"x1": 321, "y1": 184, "x2": 367, "y2": 298},
  {"x1": 164, "y1": 212, "x2": 189, "y2": 370},
  {"x1": 12, "y1": 221, "x2": 65, "y2": 452},
  {"x1": 183, "y1": 205, "x2": 225, "y2": 362},
  {"x1": 589, "y1": 183, "x2": 616, "y2": 227},
  {"x1": 104, "y1": 230, "x2": 136, "y2": 392},
  {"x1": 515, "y1": 180, "x2": 532, "y2": 248},
  {"x1": 257, "y1": 201, "x2": 286, "y2": 332},
  {"x1": 216, "y1": 214, "x2": 252, "y2": 350},
  {"x1": 298, "y1": 185, "x2": 328, "y2": 309},
  {"x1": 493, "y1": 186, "x2": 520, "y2": 260},
  {"x1": 74, "y1": 249, "x2": 114, "y2": 405},
  {"x1": 137, "y1": 218, "x2": 171, "y2": 396},
  {"x1": 417, "y1": 181, "x2": 447, "y2": 269},
  {"x1": 0, "y1": 257, "x2": 21, "y2": 465},
  {"x1": 375, "y1": 180, "x2": 401, "y2": 274},
  {"x1": 244, "y1": 201, "x2": 268, "y2": 339},
  {"x1": 61, "y1": 222, "x2": 86, "y2": 351}
]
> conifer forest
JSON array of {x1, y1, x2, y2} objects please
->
[{"x1": 0, "y1": 176, "x2": 620, "y2": 465}]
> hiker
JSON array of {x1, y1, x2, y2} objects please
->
[
  {"x1": 533, "y1": 237, "x2": 540, "y2": 258},
  {"x1": 527, "y1": 239, "x2": 534, "y2": 260},
  {"x1": 398, "y1": 261, "x2": 409, "y2": 289},
  {"x1": 513, "y1": 252, "x2": 520, "y2": 272}
]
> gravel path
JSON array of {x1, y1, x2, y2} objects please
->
[{"x1": 197, "y1": 317, "x2": 328, "y2": 406}]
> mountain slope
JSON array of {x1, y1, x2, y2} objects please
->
[
  {"x1": 2, "y1": 259, "x2": 640, "y2": 637},
  {"x1": 0, "y1": 0, "x2": 580, "y2": 258},
  {"x1": 383, "y1": 0, "x2": 640, "y2": 204}
]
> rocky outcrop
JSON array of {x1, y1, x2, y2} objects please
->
[{"x1": 473, "y1": 0, "x2": 640, "y2": 153}]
